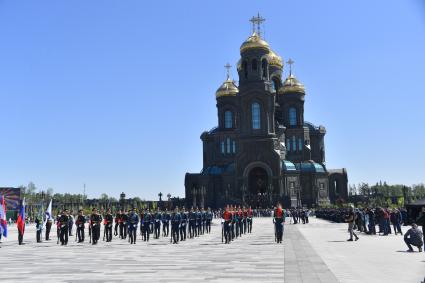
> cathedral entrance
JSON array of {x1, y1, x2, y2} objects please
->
[{"x1": 248, "y1": 167, "x2": 269, "y2": 208}]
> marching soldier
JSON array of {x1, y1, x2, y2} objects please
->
[
  {"x1": 242, "y1": 207, "x2": 248, "y2": 234},
  {"x1": 201, "y1": 208, "x2": 207, "y2": 235},
  {"x1": 273, "y1": 203, "x2": 285, "y2": 244},
  {"x1": 188, "y1": 207, "x2": 196, "y2": 238},
  {"x1": 45, "y1": 217, "x2": 52, "y2": 241},
  {"x1": 162, "y1": 209, "x2": 170, "y2": 237},
  {"x1": 114, "y1": 210, "x2": 121, "y2": 236},
  {"x1": 247, "y1": 206, "x2": 253, "y2": 233},
  {"x1": 206, "y1": 207, "x2": 213, "y2": 234},
  {"x1": 59, "y1": 209, "x2": 70, "y2": 245},
  {"x1": 35, "y1": 216, "x2": 42, "y2": 243},
  {"x1": 121, "y1": 210, "x2": 128, "y2": 239},
  {"x1": 170, "y1": 207, "x2": 181, "y2": 244},
  {"x1": 196, "y1": 207, "x2": 202, "y2": 237},
  {"x1": 222, "y1": 205, "x2": 232, "y2": 244},
  {"x1": 142, "y1": 209, "x2": 151, "y2": 242},
  {"x1": 128, "y1": 208, "x2": 139, "y2": 244},
  {"x1": 180, "y1": 207, "x2": 187, "y2": 241},
  {"x1": 153, "y1": 208, "x2": 162, "y2": 239},
  {"x1": 237, "y1": 206, "x2": 243, "y2": 237},
  {"x1": 76, "y1": 209, "x2": 86, "y2": 242},
  {"x1": 104, "y1": 208, "x2": 113, "y2": 242},
  {"x1": 230, "y1": 205, "x2": 236, "y2": 240},
  {"x1": 90, "y1": 208, "x2": 102, "y2": 245}
]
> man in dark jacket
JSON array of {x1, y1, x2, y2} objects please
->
[{"x1": 404, "y1": 223, "x2": 423, "y2": 252}]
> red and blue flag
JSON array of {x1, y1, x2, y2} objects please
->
[
  {"x1": 16, "y1": 198, "x2": 26, "y2": 235},
  {"x1": 0, "y1": 195, "x2": 7, "y2": 237}
]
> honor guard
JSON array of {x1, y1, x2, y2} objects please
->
[
  {"x1": 222, "y1": 205, "x2": 232, "y2": 244},
  {"x1": 35, "y1": 217, "x2": 42, "y2": 243},
  {"x1": 201, "y1": 208, "x2": 207, "y2": 235},
  {"x1": 76, "y1": 210, "x2": 86, "y2": 242},
  {"x1": 273, "y1": 203, "x2": 285, "y2": 243},
  {"x1": 206, "y1": 207, "x2": 213, "y2": 234},
  {"x1": 90, "y1": 208, "x2": 102, "y2": 245},
  {"x1": 242, "y1": 207, "x2": 248, "y2": 234},
  {"x1": 104, "y1": 209, "x2": 113, "y2": 242},
  {"x1": 247, "y1": 206, "x2": 253, "y2": 233},
  {"x1": 170, "y1": 207, "x2": 181, "y2": 244},
  {"x1": 114, "y1": 210, "x2": 121, "y2": 236},
  {"x1": 188, "y1": 207, "x2": 196, "y2": 238},
  {"x1": 162, "y1": 209, "x2": 170, "y2": 237},
  {"x1": 142, "y1": 209, "x2": 151, "y2": 242},
  {"x1": 237, "y1": 206, "x2": 243, "y2": 237},
  {"x1": 128, "y1": 208, "x2": 139, "y2": 244},
  {"x1": 45, "y1": 217, "x2": 52, "y2": 241},
  {"x1": 153, "y1": 208, "x2": 162, "y2": 239},
  {"x1": 59, "y1": 209, "x2": 70, "y2": 245},
  {"x1": 121, "y1": 210, "x2": 129, "y2": 239},
  {"x1": 180, "y1": 207, "x2": 187, "y2": 241},
  {"x1": 196, "y1": 207, "x2": 202, "y2": 236}
]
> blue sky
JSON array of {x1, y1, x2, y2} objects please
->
[{"x1": 0, "y1": 1, "x2": 424, "y2": 199}]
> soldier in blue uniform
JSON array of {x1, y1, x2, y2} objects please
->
[
  {"x1": 162, "y1": 209, "x2": 170, "y2": 237},
  {"x1": 196, "y1": 207, "x2": 202, "y2": 237},
  {"x1": 201, "y1": 208, "x2": 207, "y2": 235},
  {"x1": 170, "y1": 207, "x2": 181, "y2": 244},
  {"x1": 142, "y1": 209, "x2": 151, "y2": 242},
  {"x1": 206, "y1": 207, "x2": 213, "y2": 234},
  {"x1": 154, "y1": 208, "x2": 162, "y2": 239},
  {"x1": 180, "y1": 207, "x2": 188, "y2": 241},
  {"x1": 128, "y1": 208, "x2": 139, "y2": 244},
  {"x1": 188, "y1": 207, "x2": 196, "y2": 238}
]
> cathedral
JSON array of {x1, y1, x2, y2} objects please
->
[{"x1": 185, "y1": 15, "x2": 348, "y2": 209}]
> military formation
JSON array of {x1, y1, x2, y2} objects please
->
[
  {"x1": 6, "y1": 203, "x2": 294, "y2": 246},
  {"x1": 52, "y1": 206, "x2": 217, "y2": 245}
]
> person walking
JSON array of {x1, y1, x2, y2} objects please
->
[{"x1": 345, "y1": 207, "x2": 359, "y2": 241}]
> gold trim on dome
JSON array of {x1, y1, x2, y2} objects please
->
[
  {"x1": 240, "y1": 32, "x2": 270, "y2": 53},
  {"x1": 267, "y1": 50, "x2": 283, "y2": 68},
  {"x1": 216, "y1": 78, "x2": 239, "y2": 98},
  {"x1": 279, "y1": 74, "x2": 305, "y2": 94}
]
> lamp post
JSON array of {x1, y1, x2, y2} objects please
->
[{"x1": 167, "y1": 193, "x2": 171, "y2": 210}]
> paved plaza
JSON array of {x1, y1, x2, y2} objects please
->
[{"x1": 0, "y1": 217, "x2": 424, "y2": 283}]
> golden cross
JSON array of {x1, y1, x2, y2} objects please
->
[
  {"x1": 249, "y1": 13, "x2": 265, "y2": 35},
  {"x1": 224, "y1": 63, "x2": 232, "y2": 79},
  {"x1": 286, "y1": 58, "x2": 294, "y2": 75}
]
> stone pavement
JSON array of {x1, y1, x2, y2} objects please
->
[
  {"x1": 0, "y1": 218, "x2": 283, "y2": 283},
  {"x1": 1, "y1": 217, "x2": 423, "y2": 282},
  {"x1": 296, "y1": 217, "x2": 425, "y2": 283}
]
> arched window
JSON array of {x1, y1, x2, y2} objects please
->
[
  {"x1": 261, "y1": 59, "x2": 268, "y2": 79},
  {"x1": 298, "y1": 138, "x2": 303, "y2": 151},
  {"x1": 292, "y1": 136, "x2": 296, "y2": 152},
  {"x1": 286, "y1": 138, "x2": 291, "y2": 152},
  {"x1": 243, "y1": 61, "x2": 248, "y2": 78},
  {"x1": 226, "y1": 138, "x2": 231, "y2": 154},
  {"x1": 251, "y1": 102, "x2": 261, "y2": 130},
  {"x1": 232, "y1": 141, "x2": 236, "y2": 153},
  {"x1": 220, "y1": 141, "x2": 225, "y2": 154},
  {"x1": 224, "y1": 111, "x2": 233, "y2": 129},
  {"x1": 272, "y1": 77, "x2": 280, "y2": 92},
  {"x1": 289, "y1": 107, "x2": 297, "y2": 126},
  {"x1": 252, "y1": 59, "x2": 257, "y2": 71}
]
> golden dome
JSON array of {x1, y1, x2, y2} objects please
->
[
  {"x1": 240, "y1": 32, "x2": 270, "y2": 53},
  {"x1": 267, "y1": 50, "x2": 283, "y2": 68},
  {"x1": 279, "y1": 74, "x2": 305, "y2": 94},
  {"x1": 216, "y1": 78, "x2": 239, "y2": 98}
]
